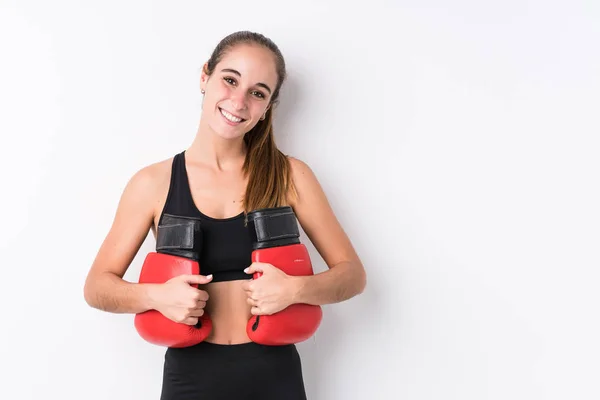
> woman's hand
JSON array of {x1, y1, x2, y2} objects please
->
[
  {"x1": 242, "y1": 263, "x2": 299, "y2": 316},
  {"x1": 151, "y1": 274, "x2": 213, "y2": 325}
]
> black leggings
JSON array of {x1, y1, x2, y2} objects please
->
[{"x1": 160, "y1": 341, "x2": 307, "y2": 400}]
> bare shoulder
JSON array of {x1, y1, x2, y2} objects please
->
[
  {"x1": 130, "y1": 156, "x2": 172, "y2": 190},
  {"x1": 287, "y1": 155, "x2": 312, "y2": 176},
  {"x1": 128, "y1": 156, "x2": 174, "y2": 228},
  {"x1": 286, "y1": 156, "x2": 318, "y2": 208}
]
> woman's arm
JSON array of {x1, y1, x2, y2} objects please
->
[
  {"x1": 83, "y1": 165, "x2": 162, "y2": 314},
  {"x1": 287, "y1": 157, "x2": 367, "y2": 306}
]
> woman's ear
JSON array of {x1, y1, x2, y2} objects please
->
[
  {"x1": 200, "y1": 62, "x2": 210, "y2": 92},
  {"x1": 260, "y1": 104, "x2": 272, "y2": 120}
]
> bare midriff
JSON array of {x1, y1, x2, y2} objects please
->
[{"x1": 199, "y1": 280, "x2": 254, "y2": 344}]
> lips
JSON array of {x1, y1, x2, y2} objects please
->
[{"x1": 219, "y1": 107, "x2": 246, "y2": 124}]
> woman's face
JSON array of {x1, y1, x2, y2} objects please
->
[{"x1": 200, "y1": 44, "x2": 278, "y2": 141}]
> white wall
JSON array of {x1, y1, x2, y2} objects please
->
[{"x1": 1, "y1": 1, "x2": 598, "y2": 399}]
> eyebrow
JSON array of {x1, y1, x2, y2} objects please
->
[{"x1": 220, "y1": 68, "x2": 272, "y2": 94}]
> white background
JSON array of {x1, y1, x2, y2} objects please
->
[{"x1": 1, "y1": 1, "x2": 599, "y2": 399}]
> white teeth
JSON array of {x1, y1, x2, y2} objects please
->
[{"x1": 220, "y1": 108, "x2": 242, "y2": 123}]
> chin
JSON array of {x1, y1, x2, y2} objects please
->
[
  {"x1": 210, "y1": 124, "x2": 247, "y2": 141},
  {"x1": 217, "y1": 131, "x2": 245, "y2": 141}
]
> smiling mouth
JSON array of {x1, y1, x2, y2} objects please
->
[{"x1": 219, "y1": 108, "x2": 246, "y2": 123}]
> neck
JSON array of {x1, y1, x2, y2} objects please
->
[{"x1": 186, "y1": 119, "x2": 247, "y2": 171}]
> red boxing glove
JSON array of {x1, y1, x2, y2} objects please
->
[
  {"x1": 134, "y1": 215, "x2": 212, "y2": 348},
  {"x1": 245, "y1": 207, "x2": 323, "y2": 345}
]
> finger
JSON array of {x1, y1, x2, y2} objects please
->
[
  {"x1": 194, "y1": 300, "x2": 207, "y2": 309},
  {"x1": 251, "y1": 306, "x2": 261, "y2": 315},
  {"x1": 246, "y1": 297, "x2": 257, "y2": 307},
  {"x1": 242, "y1": 281, "x2": 254, "y2": 293},
  {"x1": 181, "y1": 274, "x2": 213, "y2": 285},
  {"x1": 182, "y1": 317, "x2": 199, "y2": 326},
  {"x1": 194, "y1": 290, "x2": 210, "y2": 302},
  {"x1": 188, "y1": 308, "x2": 205, "y2": 318},
  {"x1": 244, "y1": 262, "x2": 265, "y2": 275}
]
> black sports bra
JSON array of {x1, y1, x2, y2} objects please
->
[{"x1": 156, "y1": 151, "x2": 252, "y2": 282}]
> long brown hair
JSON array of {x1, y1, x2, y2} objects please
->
[{"x1": 204, "y1": 31, "x2": 295, "y2": 214}]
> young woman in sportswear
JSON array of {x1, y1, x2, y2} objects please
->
[{"x1": 83, "y1": 31, "x2": 366, "y2": 400}]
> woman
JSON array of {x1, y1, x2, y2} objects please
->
[{"x1": 84, "y1": 31, "x2": 366, "y2": 400}]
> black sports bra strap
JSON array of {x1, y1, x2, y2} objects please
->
[
  {"x1": 159, "y1": 151, "x2": 201, "y2": 223},
  {"x1": 177, "y1": 151, "x2": 200, "y2": 213}
]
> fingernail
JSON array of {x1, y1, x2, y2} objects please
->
[
  {"x1": 244, "y1": 268, "x2": 249, "y2": 273},
  {"x1": 207, "y1": 274, "x2": 213, "y2": 279}
]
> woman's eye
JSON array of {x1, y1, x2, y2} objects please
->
[
  {"x1": 251, "y1": 91, "x2": 265, "y2": 99},
  {"x1": 224, "y1": 77, "x2": 236, "y2": 85}
]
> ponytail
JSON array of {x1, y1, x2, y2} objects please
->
[{"x1": 242, "y1": 107, "x2": 295, "y2": 213}]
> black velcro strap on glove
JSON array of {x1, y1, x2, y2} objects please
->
[
  {"x1": 156, "y1": 214, "x2": 203, "y2": 260},
  {"x1": 247, "y1": 206, "x2": 301, "y2": 250}
]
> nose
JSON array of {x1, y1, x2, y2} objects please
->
[{"x1": 230, "y1": 91, "x2": 248, "y2": 111}]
